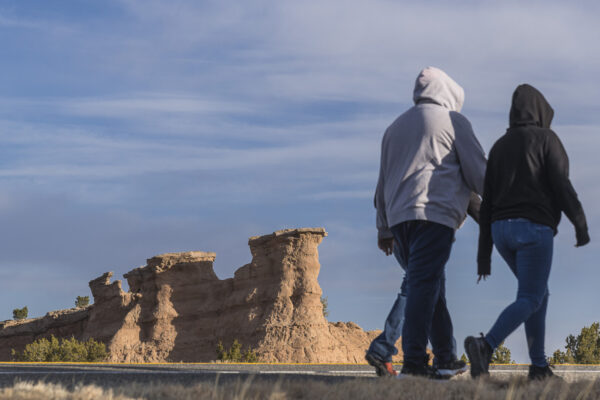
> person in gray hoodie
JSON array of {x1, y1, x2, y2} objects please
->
[{"x1": 366, "y1": 67, "x2": 486, "y2": 378}]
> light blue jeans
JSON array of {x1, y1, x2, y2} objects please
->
[
  {"x1": 485, "y1": 218, "x2": 554, "y2": 367},
  {"x1": 366, "y1": 242, "x2": 407, "y2": 362}
]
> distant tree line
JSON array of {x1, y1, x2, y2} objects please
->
[
  {"x1": 550, "y1": 322, "x2": 600, "y2": 364},
  {"x1": 463, "y1": 323, "x2": 600, "y2": 365}
]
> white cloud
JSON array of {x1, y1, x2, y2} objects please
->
[
  {"x1": 1, "y1": 0, "x2": 600, "y2": 362},
  {"x1": 60, "y1": 95, "x2": 254, "y2": 117}
]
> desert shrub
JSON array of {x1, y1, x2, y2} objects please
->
[
  {"x1": 228, "y1": 339, "x2": 242, "y2": 361},
  {"x1": 12, "y1": 306, "x2": 28, "y2": 320},
  {"x1": 216, "y1": 341, "x2": 225, "y2": 359},
  {"x1": 75, "y1": 296, "x2": 90, "y2": 308},
  {"x1": 551, "y1": 322, "x2": 600, "y2": 364},
  {"x1": 11, "y1": 335, "x2": 108, "y2": 362},
  {"x1": 216, "y1": 339, "x2": 259, "y2": 362},
  {"x1": 551, "y1": 348, "x2": 575, "y2": 364},
  {"x1": 491, "y1": 341, "x2": 514, "y2": 364},
  {"x1": 242, "y1": 347, "x2": 258, "y2": 363},
  {"x1": 86, "y1": 338, "x2": 108, "y2": 361}
]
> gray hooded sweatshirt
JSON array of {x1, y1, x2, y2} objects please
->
[{"x1": 376, "y1": 67, "x2": 486, "y2": 238}]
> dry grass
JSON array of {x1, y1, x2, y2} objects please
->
[
  {"x1": 2, "y1": 376, "x2": 600, "y2": 400},
  {"x1": 0, "y1": 381, "x2": 136, "y2": 400}
]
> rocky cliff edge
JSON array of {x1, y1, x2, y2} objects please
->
[{"x1": 0, "y1": 228, "x2": 402, "y2": 362}]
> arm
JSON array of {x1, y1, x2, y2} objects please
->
[
  {"x1": 375, "y1": 183, "x2": 393, "y2": 255},
  {"x1": 375, "y1": 135, "x2": 394, "y2": 255},
  {"x1": 451, "y1": 113, "x2": 487, "y2": 196},
  {"x1": 452, "y1": 113, "x2": 489, "y2": 278},
  {"x1": 545, "y1": 132, "x2": 589, "y2": 246},
  {"x1": 477, "y1": 156, "x2": 494, "y2": 278}
]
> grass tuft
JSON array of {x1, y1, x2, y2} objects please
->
[{"x1": 0, "y1": 376, "x2": 599, "y2": 399}]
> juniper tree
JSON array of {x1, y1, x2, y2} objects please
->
[
  {"x1": 551, "y1": 322, "x2": 600, "y2": 364},
  {"x1": 75, "y1": 296, "x2": 90, "y2": 308},
  {"x1": 491, "y1": 342, "x2": 514, "y2": 364},
  {"x1": 12, "y1": 306, "x2": 28, "y2": 320}
]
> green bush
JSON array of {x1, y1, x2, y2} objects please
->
[
  {"x1": 243, "y1": 347, "x2": 258, "y2": 363},
  {"x1": 75, "y1": 296, "x2": 90, "y2": 308},
  {"x1": 551, "y1": 322, "x2": 600, "y2": 364},
  {"x1": 491, "y1": 341, "x2": 514, "y2": 364},
  {"x1": 11, "y1": 335, "x2": 108, "y2": 362},
  {"x1": 551, "y1": 348, "x2": 575, "y2": 364},
  {"x1": 13, "y1": 306, "x2": 28, "y2": 320},
  {"x1": 216, "y1": 339, "x2": 259, "y2": 363}
]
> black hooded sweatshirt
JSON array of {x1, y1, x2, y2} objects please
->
[{"x1": 477, "y1": 84, "x2": 589, "y2": 275}]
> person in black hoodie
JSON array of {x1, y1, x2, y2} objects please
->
[{"x1": 464, "y1": 84, "x2": 589, "y2": 380}]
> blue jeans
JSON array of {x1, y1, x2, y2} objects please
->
[
  {"x1": 369, "y1": 221, "x2": 455, "y2": 365},
  {"x1": 366, "y1": 244, "x2": 408, "y2": 363},
  {"x1": 485, "y1": 218, "x2": 553, "y2": 367},
  {"x1": 367, "y1": 241, "x2": 457, "y2": 364}
]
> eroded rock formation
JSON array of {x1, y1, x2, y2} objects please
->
[{"x1": 0, "y1": 228, "x2": 402, "y2": 362}]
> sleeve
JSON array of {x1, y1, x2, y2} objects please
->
[
  {"x1": 467, "y1": 192, "x2": 481, "y2": 224},
  {"x1": 375, "y1": 135, "x2": 393, "y2": 240},
  {"x1": 451, "y1": 113, "x2": 487, "y2": 196},
  {"x1": 545, "y1": 131, "x2": 589, "y2": 241},
  {"x1": 477, "y1": 154, "x2": 494, "y2": 275}
]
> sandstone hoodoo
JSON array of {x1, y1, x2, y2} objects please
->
[{"x1": 0, "y1": 228, "x2": 402, "y2": 362}]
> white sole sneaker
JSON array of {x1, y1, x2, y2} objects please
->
[{"x1": 438, "y1": 364, "x2": 468, "y2": 378}]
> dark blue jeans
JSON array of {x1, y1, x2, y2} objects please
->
[
  {"x1": 389, "y1": 220, "x2": 455, "y2": 366},
  {"x1": 367, "y1": 241, "x2": 457, "y2": 364},
  {"x1": 485, "y1": 218, "x2": 553, "y2": 367}
]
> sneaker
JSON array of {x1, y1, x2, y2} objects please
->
[
  {"x1": 436, "y1": 359, "x2": 468, "y2": 378},
  {"x1": 528, "y1": 364, "x2": 558, "y2": 381},
  {"x1": 464, "y1": 333, "x2": 492, "y2": 378},
  {"x1": 399, "y1": 355, "x2": 444, "y2": 380},
  {"x1": 365, "y1": 352, "x2": 397, "y2": 377}
]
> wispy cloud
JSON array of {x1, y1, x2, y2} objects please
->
[
  {"x1": 0, "y1": 14, "x2": 37, "y2": 29},
  {"x1": 61, "y1": 95, "x2": 255, "y2": 117},
  {"x1": 0, "y1": 1, "x2": 599, "y2": 362}
]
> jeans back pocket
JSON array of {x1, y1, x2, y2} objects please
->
[{"x1": 511, "y1": 220, "x2": 540, "y2": 246}]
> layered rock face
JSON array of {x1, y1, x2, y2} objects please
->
[{"x1": 0, "y1": 228, "x2": 402, "y2": 362}]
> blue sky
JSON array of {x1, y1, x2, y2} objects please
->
[{"x1": 1, "y1": 1, "x2": 599, "y2": 363}]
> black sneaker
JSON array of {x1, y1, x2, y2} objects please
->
[
  {"x1": 365, "y1": 352, "x2": 397, "y2": 377},
  {"x1": 528, "y1": 364, "x2": 558, "y2": 381},
  {"x1": 436, "y1": 359, "x2": 468, "y2": 378},
  {"x1": 464, "y1": 333, "x2": 492, "y2": 378},
  {"x1": 399, "y1": 355, "x2": 444, "y2": 380}
]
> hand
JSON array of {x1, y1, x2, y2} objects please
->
[
  {"x1": 467, "y1": 192, "x2": 481, "y2": 225},
  {"x1": 477, "y1": 274, "x2": 489, "y2": 284},
  {"x1": 576, "y1": 230, "x2": 590, "y2": 247},
  {"x1": 378, "y1": 238, "x2": 394, "y2": 256}
]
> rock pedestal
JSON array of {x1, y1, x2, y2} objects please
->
[{"x1": 0, "y1": 228, "x2": 402, "y2": 362}]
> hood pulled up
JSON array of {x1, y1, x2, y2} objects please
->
[
  {"x1": 413, "y1": 66, "x2": 464, "y2": 112},
  {"x1": 509, "y1": 84, "x2": 554, "y2": 128}
]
